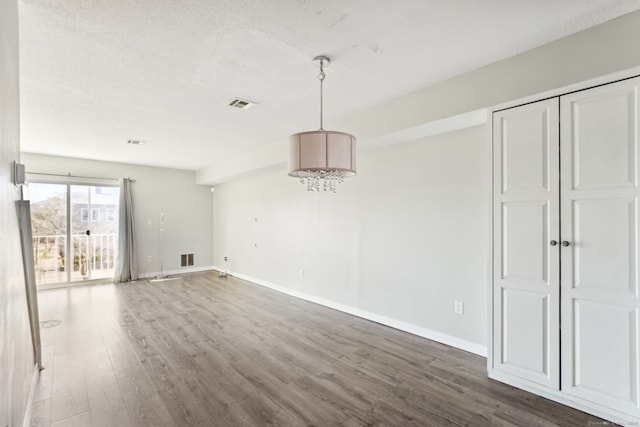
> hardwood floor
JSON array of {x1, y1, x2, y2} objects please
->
[{"x1": 31, "y1": 271, "x2": 604, "y2": 426}]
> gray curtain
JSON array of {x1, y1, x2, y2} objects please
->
[{"x1": 114, "y1": 178, "x2": 138, "y2": 282}]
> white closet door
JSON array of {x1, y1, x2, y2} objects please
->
[
  {"x1": 560, "y1": 76, "x2": 640, "y2": 417},
  {"x1": 493, "y1": 98, "x2": 560, "y2": 389}
]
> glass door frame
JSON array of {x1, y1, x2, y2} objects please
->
[{"x1": 26, "y1": 173, "x2": 120, "y2": 288}]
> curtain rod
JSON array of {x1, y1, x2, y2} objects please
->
[{"x1": 26, "y1": 172, "x2": 136, "y2": 182}]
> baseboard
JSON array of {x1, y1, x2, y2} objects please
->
[
  {"x1": 22, "y1": 363, "x2": 39, "y2": 427},
  {"x1": 221, "y1": 268, "x2": 487, "y2": 357},
  {"x1": 139, "y1": 265, "x2": 215, "y2": 279}
]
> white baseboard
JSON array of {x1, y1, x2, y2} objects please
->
[
  {"x1": 23, "y1": 363, "x2": 39, "y2": 427},
  {"x1": 219, "y1": 267, "x2": 487, "y2": 357},
  {"x1": 139, "y1": 265, "x2": 215, "y2": 279}
]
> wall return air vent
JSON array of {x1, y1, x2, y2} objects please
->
[{"x1": 180, "y1": 253, "x2": 194, "y2": 267}]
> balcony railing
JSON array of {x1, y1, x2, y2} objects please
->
[{"x1": 32, "y1": 233, "x2": 118, "y2": 284}]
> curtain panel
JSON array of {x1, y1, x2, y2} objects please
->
[{"x1": 114, "y1": 178, "x2": 138, "y2": 282}]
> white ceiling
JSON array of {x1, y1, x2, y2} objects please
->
[{"x1": 18, "y1": 0, "x2": 640, "y2": 171}]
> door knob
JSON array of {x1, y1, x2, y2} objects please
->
[
  {"x1": 550, "y1": 240, "x2": 558, "y2": 246},
  {"x1": 562, "y1": 241, "x2": 570, "y2": 247}
]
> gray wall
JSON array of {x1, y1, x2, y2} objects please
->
[
  {"x1": 0, "y1": 0, "x2": 36, "y2": 425},
  {"x1": 21, "y1": 154, "x2": 214, "y2": 277},
  {"x1": 214, "y1": 126, "x2": 489, "y2": 352},
  {"x1": 211, "y1": 11, "x2": 640, "y2": 355}
]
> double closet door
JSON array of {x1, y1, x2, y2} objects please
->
[{"x1": 492, "y1": 76, "x2": 640, "y2": 420}]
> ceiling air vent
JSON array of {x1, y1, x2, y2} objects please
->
[{"x1": 229, "y1": 98, "x2": 256, "y2": 109}]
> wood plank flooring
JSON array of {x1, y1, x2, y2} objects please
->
[{"x1": 31, "y1": 271, "x2": 604, "y2": 426}]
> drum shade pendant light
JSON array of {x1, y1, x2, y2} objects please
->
[{"x1": 289, "y1": 56, "x2": 356, "y2": 192}]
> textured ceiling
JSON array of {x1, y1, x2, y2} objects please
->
[{"x1": 18, "y1": 0, "x2": 640, "y2": 171}]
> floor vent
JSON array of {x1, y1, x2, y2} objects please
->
[{"x1": 180, "y1": 253, "x2": 194, "y2": 267}]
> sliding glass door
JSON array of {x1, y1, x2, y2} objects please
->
[{"x1": 29, "y1": 179, "x2": 120, "y2": 287}]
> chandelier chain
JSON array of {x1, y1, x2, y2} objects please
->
[{"x1": 318, "y1": 59, "x2": 325, "y2": 130}]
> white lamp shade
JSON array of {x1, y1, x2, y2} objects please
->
[{"x1": 288, "y1": 130, "x2": 356, "y2": 177}]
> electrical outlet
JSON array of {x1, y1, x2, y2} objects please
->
[
  {"x1": 147, "y1": 255, "x2": 152, "y2": 262},
  {"x1": 224, "y1": 256, "x2": 228, "y2": 262},
  {"x1": 454, "y1": 301, "x2": 464, "y2": 315}
]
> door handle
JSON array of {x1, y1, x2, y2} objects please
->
[
  {"x1": 562, "y1": 241, "x2": 570, "y2": 247},
  {"x1": 85, "y1": 230, "x2": 91, "y2": 236},
  {"x1": 550, "y1": 240, "x2": 558, "y2": 246}
]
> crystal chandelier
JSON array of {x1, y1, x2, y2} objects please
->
[{"x1": 288, "y1": 56, "x2": 356, "y2": 192}]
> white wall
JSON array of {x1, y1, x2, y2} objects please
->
[
  {"x1": 214, "y1": 126, "x2": 489, "y2": 353},
  {"x1": 1, "y1": 1, "x2": 35, "y2": 425},
  {"x1": 21, "y1": 154, "x2": 213, "y2": 277}
]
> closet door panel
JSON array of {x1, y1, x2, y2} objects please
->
[
  {"x1": 501, "y1": 201, "x2": 549, "y2": 282},
  {"x1": 561, "y1": 76, "x2": 640, "y2": 416},
  {"x1": 572, "y1": 300, "x2": 637, "y2": 403},
  {"x1": 572, "y1": 198, "x2": 636, "y2": 293},
  {"x1": 500, "y1": 289, "x2": 550, "y2": 377},
  {"x1": 570, "y1": 84, "x2": 637, "y2": 190},
  {"x1": 500, "y1": 110, "x2": 551, "y2": 194},
  {"x1": 493, "y1": 99, "x2": 560, "y2": 389}
]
